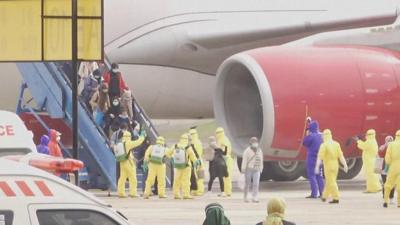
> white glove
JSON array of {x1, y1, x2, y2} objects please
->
[
  {"x1": 314, "y1": 167, "x2": 320, "y2": 175},
  {"x1": 343, "y1": 164, "x2": 349, "y2": 173},
  {"x1": 315, "y1": 159, "x2": 322, "y2": 175},
  {"x1": 339, "y1": 156, "x2": 348, "y2": 173}
]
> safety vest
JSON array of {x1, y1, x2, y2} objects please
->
[
  {"x1": 150, "y1": 145, "x2": 166, "y2": 164},
  {"x1": 114, "y1": 142, "x2": 128, "y2": 162},
  {"x1": 173, "y1": 146, "x2": 188, "y2": 169}
]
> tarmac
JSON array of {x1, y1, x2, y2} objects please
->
[{"x1": 96, "y1": 176, "x2": 400, "y2": 225}]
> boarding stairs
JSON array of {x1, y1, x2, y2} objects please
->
[{"x1": 15, "y1": 61, "x2": 165, "y2": 191}]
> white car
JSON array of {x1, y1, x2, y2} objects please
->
[{"x1": 0, "y1": 159, "x2": 133, "y2": 225}]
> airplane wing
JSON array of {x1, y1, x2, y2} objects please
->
[
  {"x1": 107, "y1": 8, "x2": 399, "y2": 74},
  {"x1": 188, "y1": 10, "x2": 399, "y2": 49}
]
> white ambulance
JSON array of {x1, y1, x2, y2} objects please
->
[
  {"x1": 0, "y1": 158, "x2": 133, "y2": 225},
  {"x1": 0, "y1": 110, "x2": 37, "y2": 157},
  {"x1": 0, "y1": 110, "x2": 83, "y2": 174}
]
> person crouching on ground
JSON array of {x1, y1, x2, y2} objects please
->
[
  {"x1": 256, "y1": 197, "x2": 296, "y2": 225},
  {"x1": 202, "y1": 203, "x2": 231, "y2": 225},
  {"x1": 241, "y1": 137, "x2": 263, "y2": 203}
]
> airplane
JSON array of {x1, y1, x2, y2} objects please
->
[{"x1": 1, "y1": 0, "x2": 400, "y2": 181}]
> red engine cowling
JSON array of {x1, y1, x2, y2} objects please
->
[{"x1": 214, "y1": 45, "x2": 400, "y2": 160}]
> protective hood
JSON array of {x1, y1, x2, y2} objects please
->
[
  {"x1": 395, "y1": 130, "x2": 400, "y2": 141},
  {"x1": 366, "y1": 129, "x2": 376, "y2": 140},
  {"x1": 156, "y1": 136, "x2": 165, "y2": 145},
  {"x1": 308, "y1": 121, "x2": 319, "y2": 133},
  {"x1": 49, "y1": 129, "x2": 60, "y2": 142},
  {"x1": 177, "y1": 134, "x2": 189, "y2": 148},
  {"x1": 203, "y1": 203, "x2": 231, "y2": 225},
  {"x1": 40, "y1": 135, "x2": 50, "y2": 145},
  {"x1": 322, "y1": 129, "x2": 333, "y2": 142},
  {"x1": 215, "y1": 127, "x2": 226, "y2": 142},
  {"x1": 122, "y1": 130, "x2": 132, "y2": 142},
  {"x1": 190, "y1": 129, "x2": 200, "y2": 141}
]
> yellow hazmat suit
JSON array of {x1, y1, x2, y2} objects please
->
[
  {"x1": 216, "y1": 127, "x2": 233, "y2": 196},
  {"x1": 190, "y1": 128, "x2": 204, "y2": 196},
  {"x1": 383, "y1": 130, "x2": 400, "y2": 207},
  {"x1": 167, "y1": 134, "x2": 198, "y2": 199},
  {"x1": 143, "y1": 136, "x2": 167, "y2": 198},
  {"x1": 317, "y1": 129, "x2": 348, "y2": 203},
  {"x1": 117, "y1": 131, "x2": 145, "y2": 197},
  {"x1": 357, "y1": 129, "x2": 382, "y2": 193}
]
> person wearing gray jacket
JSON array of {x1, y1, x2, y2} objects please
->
[{"x1": 241, "y1": 137, "x2": 264, "y2": 203}]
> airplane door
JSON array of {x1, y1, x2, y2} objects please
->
[{"x1": 357, "y1": 49, "x2": 400, "y2": 142}]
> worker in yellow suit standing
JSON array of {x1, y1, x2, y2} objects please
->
[
  {"x1": 316, "y1": 129, "x2": 348, "y2": 204},
  {"x1": 356, "y1": 129, "x2": 382, "y2": 193},
  {"x1": 216, "y1": 127, "x2": 233, "y2": 197},
  {"x1": 168, "y1": 134, "x2": 199, "y2": 199},
  {"x1": 189, "y1": 128, "x2": 205, "y2": 196},
  {"x1": 143, "y1": 136, "x2": 168, "y2": 199},
  {"x1": 117, "y1": 129, "x2": 145, "y2": 198},
  {"x1": 383, "y1": 130, "x2": 400, "y2": 208}
]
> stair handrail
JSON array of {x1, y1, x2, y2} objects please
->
[
  {"x1": 103, "y1": 56, "x2": 159, "y2": 142},
  {"x1": 46, "y1": 62, "x2": 112, "y2": 147}
]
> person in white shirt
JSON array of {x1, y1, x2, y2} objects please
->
[{"x1": 241, "y1": 137, "x2": 264, "y2": 203}]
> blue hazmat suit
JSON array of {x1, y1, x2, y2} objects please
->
[
  {"x1": 303, "y1": 121, "x2": 324, "y2": 197},
  {"x1": 36, "y1": 135, "x2": 50, "y2": 155}
]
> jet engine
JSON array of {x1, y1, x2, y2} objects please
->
[{"x1": 214, "y1": 45, "x2": 400, "y2": 181}]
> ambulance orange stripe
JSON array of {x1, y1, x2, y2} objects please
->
[
  {"x1": 35, "y1": 180, "x2": 53, "y2": 196},
  {"x1": 16, "y1": 181, "x2": 34, "y2": 196},
  {"x1": 0, "y1": 181, "x2": 16, "y2": 197}
]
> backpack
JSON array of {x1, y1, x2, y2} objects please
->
[
  {"x1": 114, "y1": 142, "x2": 130, "y2": 162},
  {"x1": 150, "y1": 145, "x2": 166, "y2": 164},
  {"x1": 173, "y1": 146, "x2": 188, "y2": 169}
]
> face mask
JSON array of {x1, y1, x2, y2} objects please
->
[
  {"x1": 56, "y1": 136, "x2": 61, "y2": 142},
  {"x1": 210, "y1": 142, "x2": 217, "y2": 148},
  {"x1": 251, "y1": 143, "x2": 259, "y2": 149},
  {"x1": 112, "y1": 69, "x2": 119, "y2": 73},
  {"x1": 113, "y1": 101, "x2": 119, "y2": 106},
  {"x1": 102, "y1": 89, "x2": 108, "y2": 93}
]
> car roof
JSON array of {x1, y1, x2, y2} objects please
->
[{"x1": 0, "y1": 110, "x2": 37, "y2": 152}]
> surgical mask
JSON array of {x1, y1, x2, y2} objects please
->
[
  {"x1": 102, "y1": 89, "x2": 108, "y2": 93},
  {"x1": 94, "y1": 75, "x2": 100, "y2": 80},
  {"x1": 251, "y1": 143, "x2": 259, "y2": 149},
  {"x1": 112, "y1": 100, "x2": 119, "y2": 106},
  {"x1": 112, "y1": 69, "x2": 119, "y2": 73},
  {"x1": 56, "y1": 136, "x2": 61, "y2": 142}
]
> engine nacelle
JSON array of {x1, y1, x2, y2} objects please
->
[{"x1": 214, "y1": 45, "x2": 400, "y2": 160}]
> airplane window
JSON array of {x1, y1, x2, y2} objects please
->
[
  {"x1": 37, "y1": 210, "x2": 120, "y2": 225},
  {"x1": 0, "y1": 210, "x2": 14, "y2": 225}
]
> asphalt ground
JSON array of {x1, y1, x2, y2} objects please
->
[{"x1": 96, "y1": 176, "x2": 400, "y2": 225}]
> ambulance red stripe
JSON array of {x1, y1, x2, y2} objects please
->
[
  {"x1": 35, "y1": 180, "x2": 53, "y2": 196},
  {"x1": 0, "y1": 181, "x2": 16, "y2": 197},
  {"x1": 16, "y1": 181, "x2": 34, "y2": 196}
]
